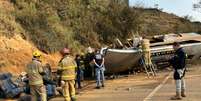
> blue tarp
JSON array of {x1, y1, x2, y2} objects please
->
[
  {"x1": 0, "y1": 73, "x2": 23, "y2": 98},
  {"x1": 46, "y1": 84, "x2": 56, "y2": 97},
  {"x1": 0, "y1": 73, "x2": 12, "y2": 80}
]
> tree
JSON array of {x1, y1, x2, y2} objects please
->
[
  {"x1": 183, "y1": 15, "x2": 193, "y2": 21},
  {"x1": 193, "y1": 0, "x2": 201, "y2": 12}
]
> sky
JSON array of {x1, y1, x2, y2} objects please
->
[{"x1": 129, "y1": 0, "x2": 201, "y2": 22}]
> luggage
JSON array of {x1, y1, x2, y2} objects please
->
[
  {"x1": 0, "y1": 73, "x2": 12, "y2": 98},
  {"x1": 0, "y1": 77, "x2": 23, "y2": 98},
  {"x1": 0, "y1": 73, "x2": 12, "y2": 80},
  {"x1": 6, "y1": 87, "x2": 23, "y2": 98}
]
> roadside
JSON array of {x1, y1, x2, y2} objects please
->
[
  {"x1": 50, "y1": 69, "x2": 172, "y2": 101},
  {"x1": 1, "y1": 65, "x2": 201, "y2": 101},
  {"x1": 76, "y1": 70, "x2": 171, "y2": 101},
  {"x1": 76, "y1": 65, "x2": 201, "y2": 101},
  {"x1": 150, "y1": 65, "x2": 201, "y2": 101}
]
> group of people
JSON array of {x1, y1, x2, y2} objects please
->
[
  {"x1": 20, "y1": 41, "x2": 187, "y2": 101},
  {"x1": 24, "y1": 47, "x2": 106, "y2": 101}
]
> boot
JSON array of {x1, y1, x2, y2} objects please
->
[
  {"x1": 181, "y1": 90, "x2": 186, "y2": 97},
  {"x1": 71, "y1": 96, "x2": 77, "y2": 101},
  {"x1": 171, "y1": 91, "x2": 182, "y2": 100},
  {"x1": 96, "y1": 86, "x2": 101, "y2": 89}
]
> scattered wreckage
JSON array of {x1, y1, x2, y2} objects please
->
[
  {"x1": 0, "y1": 64, "x2": 57, "y2": 100},
  {"x1": 0, "y1": 73, "x2": 25, "y2": 98}
]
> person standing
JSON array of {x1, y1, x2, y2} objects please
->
[
  {"x1": 57, "y1": 48, "x2": 77, "y2": 101},
  {"x1": 75, "y1": 54, "x2": 81, "y2": 89},
  {"x1": 93, "y1": 50, "x2": 105, "y2": 89},
  {"x1": 25, "y1": 51, "x2": 47, "y2": 101},
  {"x1": 80, "y1": 54, "x2": 85, "y2": 82},
  {"x1": 169, "y1": 42, "x2": 187, "y2": 100}
]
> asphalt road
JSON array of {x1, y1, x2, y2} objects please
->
[
  {"x1": 51, "y1": 65, "x2": 201, "y2": 101},
  {"x1": 2, "y1": 65, "x2": 201, "y2": 101}
]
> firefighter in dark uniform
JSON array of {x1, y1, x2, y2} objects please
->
[{"x1": 169, "y1": 42, "x2": 186, "y2": 100}]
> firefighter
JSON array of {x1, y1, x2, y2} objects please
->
[
  {"x1": 57, "y1": 48, "x2": 77, "y2": 101},
  {"x1": 93, "y1": 49, "x2": 105, "y2": 89},
  {"x1": 25, "y1": 50, "x2": 47, "y2": 101},
  {"x1": 169, "y1": 42, "x2": 186, "y2": 100}
]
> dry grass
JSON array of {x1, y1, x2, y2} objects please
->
[
  {"x1": 0, "y1": 0, "x2": 201, "y2": 75},
  {"x1": 0, "y1": 35, "x2": 61, "y2": 75}
]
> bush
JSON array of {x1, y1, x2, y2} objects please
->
[
  {"x1": 14, "y1": 0, "x2": 78, "y2": 53},
  {"x1": 6, "y1": 0, "x2": 200, "y2": 54},
  {"x1": 0, "y1": 7, "x2": 24, "y2": 37}
]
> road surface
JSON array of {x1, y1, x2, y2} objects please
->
[
  {"x1": 50, "y1": 65, "x2": 201, "y2": 101},
  {"x1": 2, "y1": 65, "x2": 200, "y2": 101}
]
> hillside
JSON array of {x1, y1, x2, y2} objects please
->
[
  {"x1": 138, "y1": 8, "x2": 201, "y2": 35},
  {"x1": 0, "y1": 0, "x2": 61, "y2": 74},
  {"x1": 0, "y1": 0, "x2": 201, "y2": 74}
]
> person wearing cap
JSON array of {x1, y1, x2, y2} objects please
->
[
  {"x1": 25, "y1": 50, "x2": 47, "y2": 101},
  {"x1": 57, "y1": 48, "x2": 77, "y2": 101},
  {"x1": 169, "y1": 42, "x2": 187, "y2": 100}
]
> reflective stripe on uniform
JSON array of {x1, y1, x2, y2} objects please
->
[
  {"x1": 62, "y1": 75, "x2": 76, "y2": 79},
  {"x1": 30, "y1": 80, "x2": 43, "y2": 85},
  {"x1": 80, "y1": 61, "x2": 85, "y2": 67},
  {"x1": 61, "y1": 66, "x2": 76, "y2": 70}
]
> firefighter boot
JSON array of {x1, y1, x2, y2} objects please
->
[
  {"x1": 181, "y1": 90, "x2": 186, "y2": 97},
  {"x1": 171, "y1": 91, "x2": 182, "y2": 100},
  {"x1": 71, "y1": 96, "x2": 77, "y2": 101}
]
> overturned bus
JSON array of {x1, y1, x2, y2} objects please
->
[{"x1": 102, "y1": 33, "x2": 201, "y2": 74}]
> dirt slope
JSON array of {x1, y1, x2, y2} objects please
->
[
  {"x1": 0, "y1": 34, "x2": 61, "y2": 74},
  {"x1": 0, "y1": 0, "x2": 61, "y2": 74}
]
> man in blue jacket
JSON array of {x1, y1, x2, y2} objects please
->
[{"x1": 169, "y1": 42, "x2": 186, "y2": 100}]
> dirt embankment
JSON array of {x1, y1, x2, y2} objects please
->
[
  {"x1": 0, "y1": 0, "x2": 60, "y2": 74},
  {"x1": 0, "y1": 34, "x2": 61, "y2": 75}
]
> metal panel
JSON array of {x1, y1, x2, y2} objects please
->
[{"x1": 104, "y1": 49, "x2": 142, "y2": 73}]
